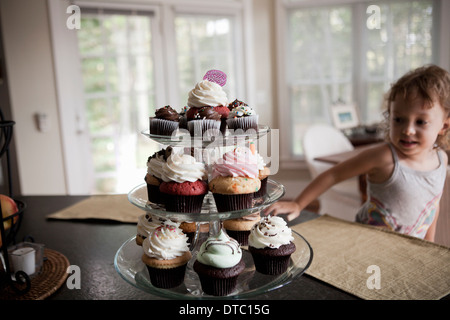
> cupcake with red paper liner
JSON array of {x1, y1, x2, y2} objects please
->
[
  {"x1": 193, "y1": 229, "x2": 245, "y2": 296},
  {"x1": 145, "y1": 147, "x2": 172, "y2": 205},
  {"x1": 159, "y1": 151, "x2": 208, "y2": 213},
  {"x1": 141, "y1": 224, "x2": 191, "y2": 288},
  {"x1": 248, "y1": 216, "x2": 296, "y2": 275},
  {"x1": 136, "y1": 213, "x2": 180, "y2": 246},
  {"x1": 227, "y1": 104, "x2": 258, "y2": 132},
  {"x1": 209, "y1": 147, "x2": 260, "y2": 212},
  {"x1": 149, "y1": 105, "x2": 180, "y2": 136}
]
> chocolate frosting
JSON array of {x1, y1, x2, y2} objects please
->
[
  {"x1": 228, "y1": 99, "x2": 248, "y2": 111},
  {"x1": 193, "y1": 107, "x2": 221, "y2": 121},
  {"x1": 155, "y1": 106, "x2": 179, "y2": 121},
  {"x1": 147, "y1": 146, "x2": 173, "y2": 163}
]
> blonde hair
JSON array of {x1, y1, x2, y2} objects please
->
[{"x1": 382, "y1": 64, "x2": 450, "y2": 149}]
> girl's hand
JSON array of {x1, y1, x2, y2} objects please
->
[{"x1": 263, "y1": 201, "x2": 301, "y2": 221}]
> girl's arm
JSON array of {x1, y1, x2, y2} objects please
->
[{"x1": 265, "y1": 143, "x2": 392, "y2": 221}]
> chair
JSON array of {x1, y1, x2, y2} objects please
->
[{"x1": 302, "y1": 124, "x2": 362, "y2": 221}]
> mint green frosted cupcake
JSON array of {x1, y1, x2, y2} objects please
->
[{"x1": 193, "y1": 230, "x2": 245, "y2": 296}]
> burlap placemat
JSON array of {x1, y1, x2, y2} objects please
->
[
  {"x1": 46, "y1": 194, "x2": 142, "y2": 223},
  {"x1": 293, "y1": 215, "x2": 450, "y2": 300}
]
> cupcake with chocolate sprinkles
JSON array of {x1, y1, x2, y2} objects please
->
[{"x1": 248, "y1": 216, "x2": 296, "y2": 275}]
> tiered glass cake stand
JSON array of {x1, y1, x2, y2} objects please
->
[{"x1": 114, "y1": 126, "x2": 313, "y2": 299}]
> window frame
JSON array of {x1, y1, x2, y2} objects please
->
[{"x1": 275, "y1": 0, "x2": 449, "y2": 168}]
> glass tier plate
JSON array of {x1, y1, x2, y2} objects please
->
[
  {"x1": 141, "y1": 124, "x2": 270, "y2": 148},
  {"x1": 128, "y1": 179, "x2": 285, "y2": 222},
  {"x1": 114, "y1": 231, "x2": 313, "y2": 300}
]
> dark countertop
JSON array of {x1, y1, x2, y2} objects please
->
[{"x1": 9, "y1": 195, "x2": 357, "y2": 300}]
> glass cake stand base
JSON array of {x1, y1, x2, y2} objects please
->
[{"x1": 114, "y1": 230, "x2": 313, "y2": 300}]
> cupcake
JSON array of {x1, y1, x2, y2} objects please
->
[
  {"x1": 187, "y1": 107, "x2": 222, "y2": 138},
  {"x1": 223, "y1": 212, "x2": 261, "y2": 246},
  {"x1": 252, "y1": 148, "x2": 270, "y2": 199},
  {"x1": 209, "y1": 147, "x2": 261, "y2": 212},
  {"x1": 193, "y1": 229, "x2": 245, "y2": 296},
  {"x1": 186, "y1": 78, "x2": 228, "y2": 137},
  {"x1": 187, "y1": 79, "x2": 228, "y2": 109},
  {"x1": 136, "y1": 213, "x2": 180, "y2": 246},
  {"x1": 149, "y1": 105, "x2": 179, "y2": 136},
  {"x1": 178, "y1": 106, "x2": 189, "y2": 130},
  {"x1": 141, "y1": 225, "x2": 191, "y2": 288},
  {"x1": 145, "y1": 147, "x2": 172, "y2": 204},
  {"x1": 228, "y1": 99, "x2": 248, "y2": 111},
  {"x1": 180, "y1": 221, "x2": 209, "y2": 244},
  {"x1": 248, "y1": 216, "x2": 296, "y2": 275},
  {"x1": 227, "y1": 104, "x2": 258, "y2": 132},
  {"x1": 213, "y1": 105, "x2": 230, "y2": 134},
  {"x1": 159, "y1": 152, "x2": 208, "y2": 213}
]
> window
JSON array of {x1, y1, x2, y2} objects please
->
[
  {"x1": 175, "y1": 14, "x2": 242, "y2": 106},
  {"x1": 278, "y1": 0, "x2": 440, "y2": 159},
  {"x1": 77, "y1": 9, "x2": 160, "y2": 193},
  {"x1": 50, "y1": 0, "x2": 250, "y2": 194}
]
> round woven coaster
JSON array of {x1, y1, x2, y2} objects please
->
[{"x1": 0, "y1": 248, "x2": 69, "y2": 300}]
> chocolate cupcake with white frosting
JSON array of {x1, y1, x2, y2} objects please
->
[
  {"x1": 248, "y1": 216, "x2": 296, "y2": 275},
  {"x1": 193, "y1": 229, "x2": 245, "y2": 296}
]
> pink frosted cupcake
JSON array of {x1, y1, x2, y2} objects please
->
[{"x1": 209, "y1": 147, "x2": 261, "y2": 212}]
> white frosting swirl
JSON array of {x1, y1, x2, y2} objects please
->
[
  {"x1": 255, "y1": 153, "x2": 266, "y2": 171},
  {"x1": 147, "y1": 153, "x2": 166, "y2": 179},
  {"x1": 228, "y1": 105, "x2": 256, "y2": 118},
  {"x1": 142, "y1": 225, "x2": 190, "y2": 260},
  {"x1": 248, "y1": 216, "x2": 294, "y2": 249},
  {"x1": 187, "y1": 80, "x2": 228, "y2": 107},
  {"x1": 161, "y1": 153, "x2": 207, "y2": 183},
  {"x1": 137, "y1": 214, "x2": 180, "y2": 239}
]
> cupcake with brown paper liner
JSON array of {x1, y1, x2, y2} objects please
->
[
  {"x1": 186, "y1": 70, "x2": 229, "y2": 134},
  {"x1": 226, "y1": 103, "x2": 258, "y2": 132},
  {"x1": 223, "y1": 212, "x2": 261, "y2": 246},
  {"x1": 149, "y1": 105, "x2": 179, "y2": 136},
  {"x1": 193, "y1": 229, "x2": 245, "y2": 296},
  {"x1": 145, "y1": 147, "x2": 172, "y2": 205},
  {"x1": 141, "y1": 224, "x2": 191, "y2": 288},
  {"x1": 209, "y1": 146, "x2": 261, "y2": 212},
  {"x1": 159, "y1": 151, "x2": 208, "y2": 213},
  {"x1": 187, "y1": 107, "x2": 222, "y2": 138},
  {"x1": 248, "y1": 216, "x2": 296, "y2": 275}
]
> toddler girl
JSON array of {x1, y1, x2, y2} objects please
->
[{"x1": 266, "y1": 65, "x2": 450, "y2": 242}]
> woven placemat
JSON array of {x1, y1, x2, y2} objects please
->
[
  {"x1": 46, "y1": 194, "x2": 142, "y2": 223},
  {"x1": 0, "y1": 249, "x2": 69, "y2": 300},
  {"x1": 293, "y1": 215, "x2": 450, "y2": 300}
]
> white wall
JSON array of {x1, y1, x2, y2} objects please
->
[{"x1": 0, "y1": 0, "x2": 67, "y2": 195}]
